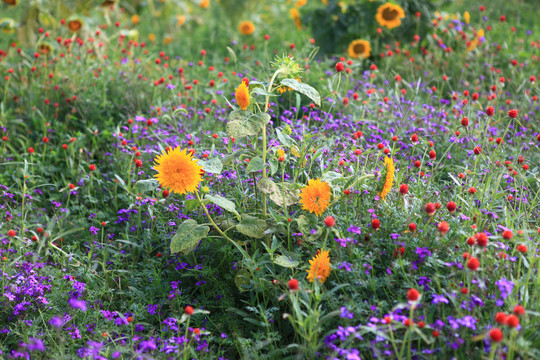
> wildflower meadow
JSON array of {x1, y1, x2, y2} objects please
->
[{"x1": 1, "y1": 0, "x2": 539, "y2": 359}]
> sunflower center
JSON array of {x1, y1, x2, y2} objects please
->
[
  {"x1": 353, "y1": 43, "x2": 365, "y2": 54},
  {"x1": 69, "y1": 21, "x2": 81, "y2": 30},
  {"x1": 382, "y1": 7, "x2": 399, "y2": 21}
]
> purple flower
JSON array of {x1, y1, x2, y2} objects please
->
[
  {"x1": 68, "y1": 298, "x2": 87, "y2": 312},
  {"x1": 432, "y1": 294, "x2": 449, "y2": 304},
  {"x1": 139, "y1": 340, "x2": 157, "y2": 352},
  {"x1": 340, "y1": 306, "x2": 354, "y2": 319}
]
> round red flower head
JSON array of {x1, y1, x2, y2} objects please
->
[
  {"x1": 399, "y1": 184, "x2": 408, "y2": 195},
  {"x1": 467, "y1": 257, "x2": 480, "y2": 271},
  {"x1": 371, "y1": 218, "x2": 380, "y2": 230},
  {"x1": 335, "y1": 62, "x2": 345, "y2": 72},
  {"x1": 508, "y1": 109, "x2": 518, "y2": 118},
  {"x1": 288, "y1": 278, "x2": 299, "y2": 290},
  {"x1": 447, "y1": 201, "x2": 456, "y2": 213},
  {"x1": 185, "y1": 306, "x2": 194, "y2": 315},
  {"x1": 324, "y1": 216, "x2": 335, "y2": 227},
  {"x1": 407, "y1": 288, "x2": 420, "y2": 302},
  {"x1": 489, "y1": 328, "x2": 503, "y2": 342}
]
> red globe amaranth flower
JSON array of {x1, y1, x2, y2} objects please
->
[
  {"x1": 502, "y1": 230, "x2": 513, "y2": 240},
  {"x1": 516, "y1": 244, "x2": 527, "y2": 253},
  {"x1": 460, "y1": 287, "x2": 468, "y2": 294},
  {"x1": 414, "y1": 160, "x2": 421, "y2": 168},
  {"x1": 495, "y1": 312, "x2": 507, "y2": 325},
  {"x1": 438, "y1": 221, "x2": 449, "y2": 235},
  {"x1": 429, "y1": 150, "x2": 436, "y2": 160},
  {"x1": 8, "y1": 230, "x2": 16, "y2": 237},
  {"x1": 288, "y1": 278, "x2": 299, "y2": 290},
  {"x1": 162, "y1": 189, "x2": 169, "y2": 198},
  {"x1": 408, "y1": 223, "x2": 417, "y2": 232},
  {"x1": 127, "y1": 316, "x2": 133, "y2": 323},
  {"x1": 411, "y1": 134, "x2": 418, "y2": 143},
  {"x1": 508, "y1": 109, "x2": 518, "y2": 118},
  {"x1": 28, "y1": 147, "x2": 35, "y2": 154},
  {"x1": 490, "y1": 328, "x2": 503, "y2": 342},
  {"x1": 185, "y1": 306, "x2": 194, "y2": 315},
  {"x1": 417, "y1": 321, "x2": 425, "y2": 328},
  {"x1": 335, "y1": 62, "x2": 345, "y2": 72},
  {"x1": 476, "y1": 232, "x2": 488, "y2": 247},
  {"x1": 404, "y1": 319, "x2": 413, "y2": 327},
  {"x1": 461, "y1": 117, "x2": 469, "y2": 127},
  {"x1": 473, "y1": 146, "x2": 481, "y2": 155},
  {"x1": 407, "y1": 288, "x2": 420, "y2": 302},
  {"x1": 466, "y1": 237, "x2": 476, "y2": 246},
  {"x1": 371, "y1": 219, "x2": 380, "y2": 230},
  {"x1": 513, "y1": 305, "x2": 525, "y2": 316},
  {"x1": 506, "y1": 315, "x2": 519, "y2": 328},
  {"x1": 89, "y1": 164, "x2": 96, "y2": 171},
  {"x1": 486, "y1": 106, "x2": 494, "y2": 116},
  {"x1": 425, "y1": 203, "x2": 436, "y2": 216},
  {"x1": 447, "y1": 201, "x2": 456, "y2": 213},
  {"x1": 467, "y1": 257, "x2": 480, "y2": 271},
  {"x1": 324, "y1": 216, "x2": 335, "y2": 227},
  {"x1": 432, "y1": 330, "x2": 440, "y2": 338},
  {"x1": 399, "y1": 184, "x2": 408, "y2": 195},
  {"x1": 468, "y1": 187, "x2": 477, "y2": 194}
]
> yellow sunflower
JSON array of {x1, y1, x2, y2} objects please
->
[
  {"x1": 0, "y1": 18, "x2": 16, "y2": 34},
  {"x1": 378, "y1": 155, "x2": 395, "y2": 200},
  {"x1": 238, "y1": 21, "x2": 255, "y2": 35},
  {"x1": 66, "y1": 18, "x2": 84, "y2": 33},
  {"x1": 131, "y1": 14, "x2": 140, "y2": 25},
  {"x1": 235, "y1": 82, "x2": 250, "y2": 110},
  {"x1": 3, "y1": 0, "x2": 19, "y2": 5},
  {"x1": 376, "y1": 3, "x2": 405, "y2": 29},
  {"x1": 199, "y1": 0, "x2": 210, "y2": 9},
  {"x1": 290, "y1": 8, "x2": 302, "y2": 30},
  {"x1": 299, "y1": 179, "x2": 331, "y2": 216},
  {"x1": 348, "y1": 39, "x2": 371, "y2": 59},
  {"x1": 154, "y1": 147, "x2": 203, "y2": 195},
  {"x1": 307, "y1": 249, "x2": 331, "y2": 284}
]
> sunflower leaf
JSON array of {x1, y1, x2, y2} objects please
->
[
  {"x1": 226, "y1": 111, "x2": 270, "y2": 138},
  {"x1": 236, "y1": 215, "x2": 267, "y2": 239},
  {"x1": 170, "y1": 219, "x2": 210, "y2": 255},
  {"x1": 201, "y1": 157, "x2": 223, "y2": 174},
  {"x1": 134, "y1": 179, "x2": 160, "y2": 193},
  {"x1": 245, "y1": 157, "x2": 265, "y2": 173},
  {"x1": 205, "y1": 194, "x2": 240, "y2": 218},
  {"x1": 280, "y1": 79, "x2": 321, "y2": 107},
  {"x1": 273, "y1": 255, "x2": 299, "y2": 268}
]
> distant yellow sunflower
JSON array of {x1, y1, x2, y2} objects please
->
[
  {"x1": 376, "y1": 3, "x2": 405, "y2": 29},
  {"x1": 131, "y1": 14, "x2": 140, "y2": 25},
  {"x1": 0, "y1": 18, "x2": 16, "y2": 34},
  {"x1": 307, "y1": 249, "x2": 331, "y2": 284},
  {"x1": 378, "y1": 155, "x2": 395, "y2": 200},
  {"x1": 299, "y1": 179, "x2": 331, "y2": 216},
  {"x1": 67, "y1": 18, "x2": 84, "y2": 32},
  {"x1": 290, "y1": 8, "x2": 302, "y2": 30},
  {"x1": 348, "y1": 39, "x2": 371, "y2": 59},
  {"x1": 235, "y1": 82, "x2": 250, "y2": 110},
  {"x1": 238, "y1": 21, "x2": 255, "y2": 35},
  {"x1": 154, "y1": 147, "x2": 203, "y2": 195}
]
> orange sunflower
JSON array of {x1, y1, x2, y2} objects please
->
[
  {"x1": 378, "y1": 155, "x2": 395, "y2": 200},
  {"x1": 238, "y1": 21, "x2": 255, "y2": 35},
  {"x1": 376, "y1": 3, "x2": 405, "y2": 29},
  {"x1": 299, "y1": 179, "x2": 331, "y2": 216},
  {"x1": 235, "y1": 81, "x2": 250, "y2": 110},
  {"x1": 154, "y1": 147, "x2": 203, "y2": 195},
  {"x1": 66, "y1": 18, "x2": 84, "y2": 33},
  {"x1": 348, "y1": 39, "x2": 371, "y2": 59},
  {"x1": 306, "y1": 249, "x2": 331, "y2": 284}
]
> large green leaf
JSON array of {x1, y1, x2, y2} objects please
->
[
  {"x1": 274, "y1": 255, "x2": 299, "y2": 268},
  {"x1": 201, "y1": 157, "x2": 223, "y2": 174},
  {"x1": 134, "y1": 179, "x2": 160, "y2": 193},
  {"x1": 170, "y1": 219, "x2": 210, "y2": 254},
  {"x1": 226, "y1": 111, "x2": 270, "y2": 138},
  {"x1": 245, "y1": 157, "x2": 265, "y2": 173},
  {"x1": 205, "y1": 194, "x2": 240, "y2": 217},
  {"x1": 236, "y1": 215, "x2": 267, "y2": 239},
  {"x1": 280, "y1": 79, "x2": 321, "y2": 107}
]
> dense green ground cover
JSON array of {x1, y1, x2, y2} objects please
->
[{"x1": 0, "y1": 0, "x2": 539, "y2": 359}]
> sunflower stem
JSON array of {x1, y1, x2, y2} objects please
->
[{"x1": 195, "y1": 191, "x2": 250, "y2": 260}]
